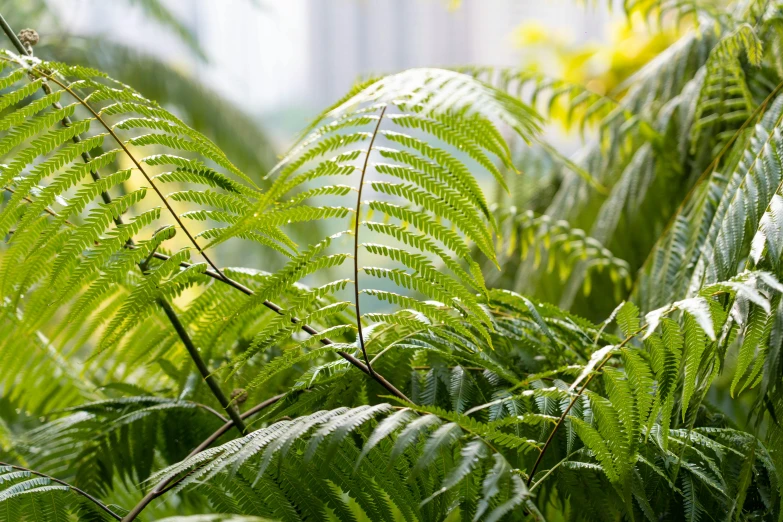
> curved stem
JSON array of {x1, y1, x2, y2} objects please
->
[
  {"x1": 354, "y1": 106, "x2": 387, "y2": 375},
  {"x1": 121, "y1": 393, "x2": 284, "y2": 522},
  {"x1": 193, "y1": 403, "x2": 227, "y2": 423},
  {"x1": 146, "y1": 251, "x2": 411, "y2": 402},
  {"x1": 369, "y1": 328, "x2": 431, "y2": 366},
  {"x1": 2, "y1": 17, "x2": 410, "y2": 522},
  {"x1": 0, "y1": 461, "x2": 121, "y2": 520},
  {"x1": 526, "y1": 378, "x2": 591, "y2": 485},
  {"x1": 2, "y1": 186, "x2": 72, "y2": 223},
  {"x1": 188, "y1": 393, "x2": 285, "y2": 459},
  {"x1": 369, "y1": 344, "x2": 394, "y2": 366},
  {"x1": 3, "y1": 183, "x2": 411, "y2": 404}
]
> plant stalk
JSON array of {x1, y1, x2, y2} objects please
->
[
  {"x1": 156, "y1": 297, "x2": 246, "y2": 434},
  {"x1": 121, "y1": 393, "x2": 284, "y2": 522},
  {"x1": 526, "y1": 327, "x2": 643, "y2": 485},
  {"x1": 34, "y1": 57, "x2": 411, "y2": 402},
  {"x1": 145, "y1": 251, "x2": 411, "y2": 401},
  {"x1": 2, "y1": 190, "x2": 412, "y2": 404},
  {"x1": 0, "y1": 15, "x2": 26, "y2": 55},
  {"x1": 353, "y1": 105, "x2": 387, "y2": 376}
]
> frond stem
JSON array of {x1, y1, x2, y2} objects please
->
[
  {"x1": 526, "y1": 327, "x2": 643, "y2": 485},
  {"x1": 0, "y1": 22, "x2": 118, "y2": 207},
  {"x1": 121, "y1": 393, "x2": 285, "y2": 522},
  {"x1": 2, "y1": 186, "x2": 75, "y2": 225},
  {"x1": 354, "y1": 105, "x2": 387, "y2": 376},
  {"x1": 528, "y1": 449, "x2": 582, "y2": 492},
  {"x1": 156, "y1": 297, "x2": 247, "y2": 434},
  {"x1": 0, "y1": 15, "x2": 27, "y2": 56},
  {"x1": 3, "y1": 182, "x2": 411, "y2": 403},
  {"x1": 367, "y1": 322, "x2": 438, "y2": 365},
  {"x1": 145, "y1": 252, "x2": 412, "y2": 402},
  {"x1": 193, "y1": 403, "x2": 228, "y2": 423},
  {"x1": 369, "y1": 344, "x2": 395, "y2": 366},
  {"x1": 2, "y1": 195, "x2": 243, "y2": 430},
  {"x1": 0, "y1": 461, "x2": 122, "y2": 520},
  {"x1": 45, "y1": 69, "x2": 410, "y2": 400}
]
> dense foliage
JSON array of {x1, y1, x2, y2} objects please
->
[{"x1": 1, "y1": 0, "x2": 783, "y2": 520}]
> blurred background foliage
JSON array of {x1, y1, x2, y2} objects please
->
[{"x1": 0, "y1": 0, "x2": 277, "y2": 178}]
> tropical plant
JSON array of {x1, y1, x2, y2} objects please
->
[{"x1": 0, "y1": 0, "x2": 782, "y2": 521}]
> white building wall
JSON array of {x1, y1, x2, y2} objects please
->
[{"x1": 46, "y1": 0, "x2": 616, "y2": 120}]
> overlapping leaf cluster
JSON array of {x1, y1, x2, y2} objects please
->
[{"x1": 2, "y1": 0, "x2": 783, "y2": 520}]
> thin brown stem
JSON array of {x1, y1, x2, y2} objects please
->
[
  {"x1": 526, "y1": 328, "x2": 643, "y2": 485},
  {"x1": 156, "y1": 297, "x2": 247, "y2": 434},
  {"x1": 528, "y1": 449, "x2": 581, "y2": 492},
  {"x1": 187, "y1": 393, "x2": 285, "y2": 459},
  {"x1": 5, "y1": 182, "x2": 248, "y2": 429},
  {"x1": 193, "y1": 403, "x2": 227, "y2": 423},
  {"x1": 2, "y1": 183, "x2": 411, "y2": 403},
  {"x1": 48, "y1": 79, "x2": 407, "y2": 401},
  {"x1": 0, "y1": 461, "x2": 121, "y2": 520},
  {"x1": 1, "y1": 14, "x2": 411, "y2": 521},
  {"x1": 354, "y1": 106, "x2": 386, "y2": 376},
  {"x1": 366, "y1": 319, "x2": 436, "y2": 367},
  {"x1": 1, "y1": 186, "x2": 73, "y2": 223},
  {"x1": 145, "y1": 252, "x2": 412, "y2": 403},
  {"x1": 121, "y1": 394, "x2": 284, "y2": 522},
  {"x1": 526, "y1": 370, "x2": 597, "y2": 485}
]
